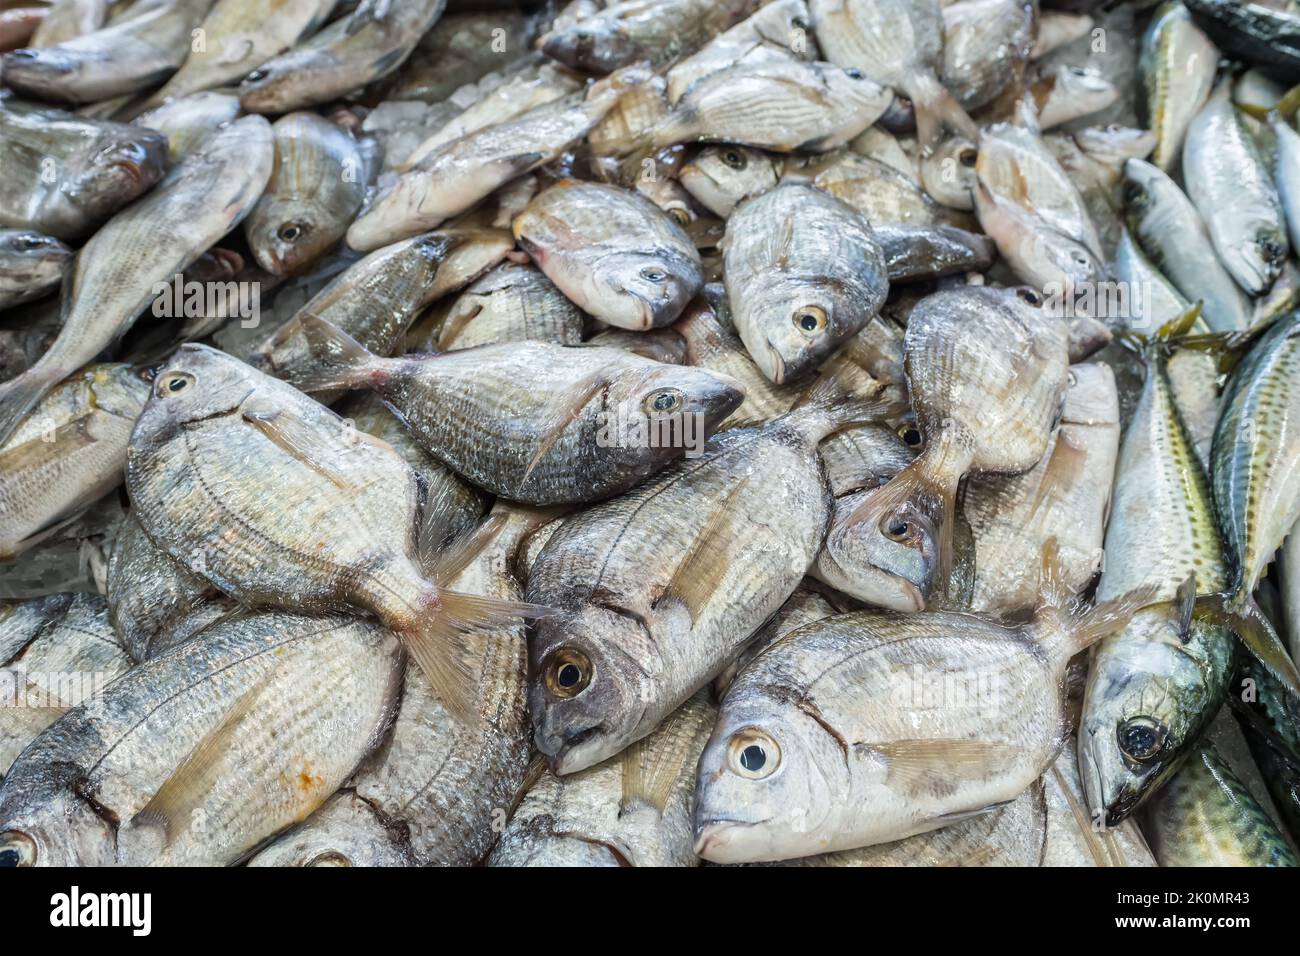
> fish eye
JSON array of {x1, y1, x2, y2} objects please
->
[
  {"x1": 643, "y1": 387, "x2": 683, "y2": 415},
  {"x1": 544, "y1": 646, "x2": 592, "y2": 699},
  {"x1": 721, "y1": 149, "x2": 747, "y2": 170},
  {"x1": 1068, "y1": 66, "x2": 1089, "y2": 76},
  {"x1": 1117, "y1": 717, "x2": 1167, "y2": 763},
  {"x1": 245, "y1": 68, "x2": 269, "y2": 83},
  {"x1": 896, "y1": 424, "x2": 923, "y2": 448},
  {"x1": 667, "y1": 206, "x2": 691, "y2": 226},
  {"x1": 882, "y1": 515, "x2": 911, "y2": 540},
  {"x1": 1016, "y1": 288, "x2": 1042, "y2": 306},
  {"x1": 278, "y1": 221, "x2": 306, "y2": 243},
  {"x1": 727, "y1": 729, "x2": 781, "y2": 779},
  {"x1": 158, "y1": 371, "x2": 195, "y2": 397},
  {"x1": 792, "y1": 305, "x2": 828, "y2": 335},
  {"x1": 640, "y1": 266, "x2": 668, "y2": 283},
  {"x1": 958, "y1": 147, "x2": 978, "y2": 168},
  {"x1": 844, "y1": 68, "x2": 865, "y2": 80},
  {"x1": 307, "y1": 851, "x2": 352, "y2": 867},
  {"x1": 11, "y1": 235, "x2": 49, "y2": 252},
  {"x1": 791, "y1": 15, "x2": 809, "y2": 29},
  {"x1": 0, "y1": 831, "x2": 36, "y2": 867},
  {"x1": 1121, "y1": 181, "x2": 1142, "y2": 205}
]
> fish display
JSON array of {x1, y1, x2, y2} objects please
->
[{"x1": 2, "y1": 0, "x2": 1300, "y2": 873}]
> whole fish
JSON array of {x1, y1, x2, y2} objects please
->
[
  {"x1": 723, "y1": 183, "x2": 888, "y2": 384},
  {"x1": 692, "y1": 574, "x2": 1150, "y2": 862},
  {"x1": 842, "y1": 286, "x2": 1070, "y2": 606},
  {"x1": 124, "y1": 344, "x2": 546, "y2": 721},
  {"x1": 0, "y1": 592, "x2": 133, "y2": 775},
  {"x1": 347, "y1": 65, "x2": 650, "y2": 251},
  {"x1": 0, "y1": 363, "x2": 149, "y2": 562},
  {"x1": 540, "y1": 0, "x2": 758, "y2": 74},
  {"x1": 133, "y1": 91, "x2": 242, "y2": 161},
  {"x1": 249, "y1": 505, "x2": 547, "y2": 867},
  {"x1": 1, "y1": 0, "x2": 216, "y2": 105},
  {"x1": 1183, "y1": 79, "x2": 1288, "y2": 295},
  {"x1": 1123, "y1": 158, "x2": 1253, "y2": 333},
  {"x1": 490, "y1": 692, "x2": 716, "y2": 866},
  {"x1": 294, "y1": 315, "x2": 743, "y2": 504},
  {"x1": 0, "y1": 610, "x2": 403, "y2": 866},
  {"x1": 0, "y1": 100, "x2": 168, "y2": 241},
  {"x1": 239, "y1": 0, "x2": 448, "y2": 113},
  {"x1": 1079, "y1": 317, "x2": 1233, "y2": 826},
  {"x1": 0, "y1": 116, "x2": 273, "y2": 450},
  {"x1": 146, "y1": 0, "x2": 336, "y2": 105},
  {"x1": 1139, "y1": 1, "x2": 1218, "y2": 172},
  {"x1": 0, "y1": 230, "x2": 69, "y2": 311},
  {"x1": 527, "y1": 383, "x2": 882, "y2": 774},
  {"x1": 514, "y1": 179, "x2": 703, "y2": 330},
  {"x1": 420, "y1": 262, "x2": 587, "y2": 352},
  {"x1": 964, "y1": 362, "x2": 1119, "y2": 615},
  {"x1": 244, "y1": 112, "x2": 367, "y2": 277},
  {"x1": 941, "y1": 0, "x2": 1036, "y2": 113},
  {"x1": 1040, "y1": 746, "x2": 1157, "y2": 866},
  {"x1": 809, "y1": 0, "x2": 979, "y2": 210},
  {"x1": 1141, "y1": 739, "x2": 1298, "y2": 866},
  {"x1": 679, "y1": 145, "x2": 781, "y2": 217}
]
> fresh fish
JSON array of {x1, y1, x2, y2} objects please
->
[
  {"x1": 810, "y1": 0, "x2": 979, "y2": 210},
  {"x1": 249, "y1": 506, "x2": 547, "y2": 867},
  {"x1": 1032, "y1": 64, "x2": 1121, "y2": 131},
  {"x1": 0, "y1": 100, "x2": 169, "y2": 241},
  {"x1": 0, "y1": 230, "x2": 69, "y2": 311},
  {"x1": 133, "y1": 90, "x2": 242, "y2": 160},
  {"x1": 490, "y1": 692, "x2": 716, "y2": 866},
  {"x1": 692, "y1": 566, "x2": 1150, "y2": 862},
  {"x1": 586, "y1": 325, "x2": 689, "y2": 364},
  {"x1": 0, "y1": 116, "x2": 272, "y2": 452},
  {"x1": 238, "y1": 0, "x2": 447, "y2": 113},
  {"x1": 0, "y1": 363, "x2": 149, "y2": 562},
  {"x1": 146, "y1": 0, "x2": 336, "y2": 105},
  {"x1": 1181, "y1": 0, "x2": 1300, "y2": 85},
  {"x1": 1233, "y1": 654, "x2": 1300, "y2": 841},
  {"x1": 941, "y1": 0, "x2": 1035, "y2": 113},
  {"x1": 788, "y1": 152, "x2": 967, "y2": 228},
  {"x1": 0, "y1": 610, "x2": 403, "y2": 866},
  {"x1": 1141, "y1": 739, "x2": 1298, "y2": 866},
  {"x1": 418, "y1": 262, "x2": 587, "y2": 352},
  {"x1": 1079, "y1": 316, "x2": 1233, "y2": 826},
  {"x1": 723, "y1": 183, "x2": 888, "y2": 384},
  {"x1": 294, "y1": 315, "x2": 743, "y2": 505},
  {"x1": 874, "y1": 223, "x2": 995, "y2": 282},
  {"x1": 842, "y1": 286, "x2": 1070, "y2": 606},
  {"x1": 1140, "y1": 1, "x2": 1218, "y2": 172},
  {"x1": 124, "y1": 343, "x2": 547, "y2": 721},
  {"x1": 1269, "y1": 93, "x2": 1300, "y2": 256},
  {"x1": 679, "y1": 145, "x2": 781, "y2": 217},
  {"x1": 1041, "y1": 746, "x2": 1157, "y2": 866},
  {"x1": 347, "y1": 65, "x2": 650, "y2": 251},
  {"x1": 539, "y1": 0, "x2": 758, "y2": 74},
  {"x1": 713, "y1": 585, "x2": 845, "y2": 698},
  {"x1": 0, "y1": 594, "x2": 74, "y2": 665},
  {"x1": 964, "y1": 362, "x2": 1118, "y2": 616},
  {"x1": 1123, "y1": 158, "x2": 1253, "y2": 333},
  {"x1": 514, "y1": 179, "x2": 703, "y2": 330},
  {"x1": 1031, "y1": 10, "x2": 1093, "y2": 61},
  {"x1": 1, "y1": 0, "x2": 216, "y2": 105},
  {"x1": 526, "y1": 382, "x2": 883, "y2": 773},
  {"x1": 0, "y1": 592, "x2": 133, "y2": 775},
  {"x1": 1183, "y1": 79, "x2": 1288, "y2": 296},
  {"x1": 244, "y1": 112, "x2": 367, "y2": 277}
]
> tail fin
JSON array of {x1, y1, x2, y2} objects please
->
[
  {"x1": 910, "y1": 70, "x2": 978, "y2": 156},
  {"x1": 1113, "y1": 302, "x2": 1204, "y2": 361},
  {"x1": 1033, "y1": 538, "x2": 1159, "y2": 665},
  {"x1": 788, "y1": 355, "x2": 907, "y2": 441},
  {"x1": 294, "y1": 313, "x2": 387, "y2": 394},
  {"x1": 0, "y1": 365, "x2": 61, "y2": 449}
]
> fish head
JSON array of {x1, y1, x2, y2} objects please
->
[
  {"x1": 679, "y1": 146, "x2": 780, "y2": 218},
  {"x1": 603, "y1": 363, "x2": 746, "y2": 459},
  {"x1": 0, "y1": 768, "x2": 117, "y2": 866},
  {"x1": 818, "y1": 66, "x2": 895, "y2": 143},
  {"x1": 919, "y1": 136, "x2": 978, "y2": 212},
  {"x1": 141, "y1": 344, "x2": 260, "y2": 429},
  {"x1": 1077, "y1": 611, "x2": 1211, "y2": 826},
  {"x1": 239, "y1": 59, "x2": 306, "y2": 114},
  {"x1": 0, "y1": 48, "x2": 83, "y2": 101},
  {"x1": 589, "y1": 247, "x2": 703, "y2": 330},
  {"x1": 1046, "y1": 66, "x2": 1120, "y2": 120},
  {"x1": 540, "y1": 21, "x2": 634, "y2": 75},
  {"x1": 1220, "y1": 231, "x2": 1288, "y2": 297},
  {"x1": 1119, "y1": 157, "x2": 1169, "y2": 227},
  {"x1": 64, "y1": 130, "x2": 169, "y2": 218},
  {"x1": 528, "y1": 604, "x2": 655, "y2": 774},
  {"x1": 819, "y1": 486, "x2": 934, "y2": 611},
  {"x1": 0, "y1": 230, "x2": 70, "y2": 281},
  {"x1": 88, "y1": 363, "x2": 153, "y2": 421},
  {"x1": 246, "y1": 202, "x2": 331, "y2": 277},
  {"x1": 1074, "y1": 124, "x2": 1156, "y2": 171},
  {"x1": 738, "y1": 272, "x2": 879, "y2": 385},
  {"x1": 692, "y1": 688, "x2": 846, "y2": 863}
]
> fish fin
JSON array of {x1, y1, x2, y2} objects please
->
[
  {"x1": 1266, "y1": 83, "x2": 1300, "y2": 123},
  {"x1": 653, "y1": 477, "x2": 750, "y2": 624},
  {"x1": 0, "y1": 413, "x2": 100, "y2": 473},
  {"x1": 426, "y1": 512, "x2": 507, "y2": 587},
  {"x1": 1035, "y1": 538, "x2": 1158, "y2": 658},
  {"x1": 1112, "y1": 302, "x2": 1203, "y2": 361},
  {"x1": 293, "y1": 312, "x2": 385, "y2": 393},
  {"x1": 911, "y1": 71, "x2": 978, "y2": 152},
  {"x1": 435, "y1": 301, "x2": 483, "y2": 351},
  {"x1": 619, "y1": 690, "x2": 712, "y2": 815},
  {"x1": 1024, "y1": 431, "x2": 1085, "y2": 525},
  {"x1": 519, "y1": 371, "x2": 610, "y2": 487},
  {"x1": 401, "y1": 588, "x2": 555, "y2": 724},
  {"x1": 1192, "y1": 593, "x2": 1300, "y2": 699},
  {"x1": 869, "y1": 738, "x2": 1018, "y2": 793},
  {"x1": 345, "y1": 0, "x2": 391, "y2": 33},
  {"x1": 0, "y1": 365, "x2": 62, "y2": 449},
  {"x1": 1171, "y1": 575, "x2": 1197, "y2": 643},
  {"x1": 791, "y1": 354, "x2": 905, "y2": 436},
  {"x1": 240, "y1": 405, "x2": 353, "y2": 491},
  {"x1": 132, "y1": 667, "x2": 276, "y2": 845}
]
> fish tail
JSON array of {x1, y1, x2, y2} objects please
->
[
  {"x1": 1033, "y1": 538, "x2": 1160, "y2": 663},
  {"x1": 791, "y1": 353, "x2": 907, "y2": 438},
  {"x1": 294, "y1": 312, "x2": 386, "y2": 393},
  {"x1": 0, "y1": 364, "x2": 61, "y2": 448},
  {"x1": 1113, "y1": 302, "x2": 1206, "y2": 361},
  {"x1": 910, "y1": 71, "x2": 977, "y2": 153}
]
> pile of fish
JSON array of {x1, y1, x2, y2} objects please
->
[{"x1": 4, "y1": 0, "x2": 1300, "y2": 868}]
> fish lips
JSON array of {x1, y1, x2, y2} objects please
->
[{"x1": 692, "y1": 817, "x2": 772, "y2": 863}]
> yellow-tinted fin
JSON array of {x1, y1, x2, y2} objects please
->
[
  {"x1": 872, "y1": 739, "x2": 1020, "y2": 794},
  {"x1": 519, "y1": 371, "x2": 610, "y2": 487},
  {"x1": 241, "y1": 405, "x2": 353, "y2": 491},
  {"x1": 654, "y1": 477, "x2": 750, "y2": 624},
  {"x1": 620, "y1": 690, "x2": 712, "y2": 814},
  {"x1": 1193, "y1": 593, "x2": 1300, "y2": 698},
  {"x1": 0, "y1": 414, "x2": 99, "y2": 473}
]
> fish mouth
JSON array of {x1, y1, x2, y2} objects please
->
[
  {"x1": 541, "y1": 724, "x2": 606, "y2": 773},
  {"x1": 765, "y1": 340, "x2": 786, "y2": 384},
  {"x1": 692, "y1": 816, "x2": 771, "y2": 860}
]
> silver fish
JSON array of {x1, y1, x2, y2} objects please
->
[
  {"x1": 1139, "y1": 0, "x2": 1218, "y2": 172},
  {"x1": 0, "y1": 230, "x2": 70, "y2": 311}
]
